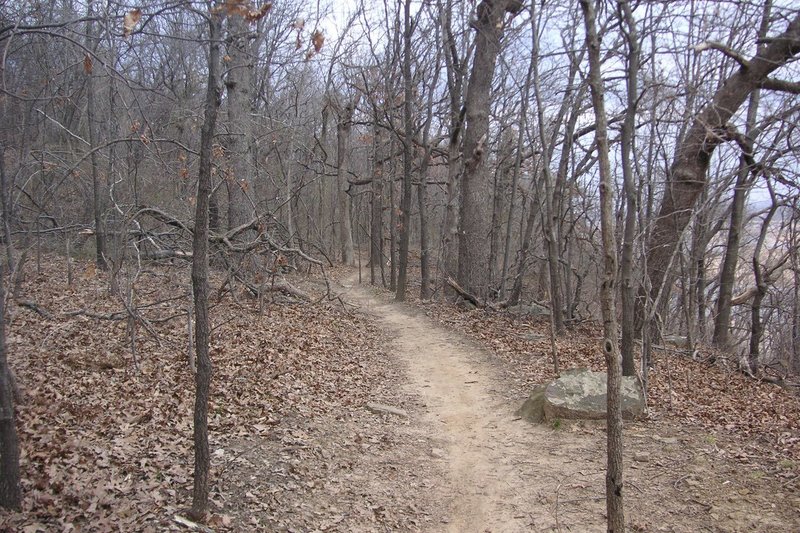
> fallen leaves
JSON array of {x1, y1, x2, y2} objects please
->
[
  {"x1": 412, "y1": 292, "x2": 800, "y2": 465},
  {"x1": 0, "y1": 255, "x2": 405, "y2": 531}
]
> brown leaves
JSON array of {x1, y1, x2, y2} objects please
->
[
  {"x1": 83, "y1": 54, "x2": 92, "y2": 75},
  {"x1": 416, "y1": 291, "x2": 800, "y2": 464},
  {"x1": 215, "y1": 1, "x2": 273, "y2": 22},
  {"x1": 123, "y1": 9, "x2": 141, "y2": 38},
  {"x1": 0, "y1": 255, "x2": 394, "y2": 531},
  {"x1": 304, "y1": 29, "x2": 325, "y2": 60},
  {"x1": 311, "y1": 30, "x2": 325, "y2": 52}
]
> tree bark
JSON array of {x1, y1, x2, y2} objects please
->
[
  {"x1": 336, "y1": 97, "x2": 357, "y2": 266},
  {"x1": 189, "y1": 6, "x2": 222, "y2": 521},
  {"x1": 370, "y1": 126, "x2": 384, "y2": 286},
  {"x1": 457, "y1": 0, "x2": 522, "y2": 300},
  {"x1": 85, "y1": 0, "x2": 107, "y2": 270},
  {"x1": 644, "y1": 12, "x2": 800, "y2": 317},
  {"x1": 224, "y1": 12, "x2": 256, "y2": 231},
  {"x1": 713, "y1": 0, "x2": 771, "y2": 350},
  {"x1": 396, "y1": 0, "x2": 414, "y2": 301},
  {"x1": 618, "y1": 0, "x2": 640, "y2": 377},
  {"x1": 0, "y1": 265, "x2": 21, "y2": 510},
  {"x1": 748, "y1": 197, "x2": 778, "y2": 374},
  {"x1": 581, "y1": 1, "x2": 625, "y2": 530},
  {"x1": 438, "y1": 0, "x2": 464, "y2": 300}
]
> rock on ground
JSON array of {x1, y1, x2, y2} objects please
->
[{"x1": 518, "y1": 369, "x2": 646, "y2": 422}]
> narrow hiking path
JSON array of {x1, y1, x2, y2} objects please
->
[
  {"x1": 340, "y1": 276, "x2": 607, "y2": 532},
  {"x1": 339, "y1": 275, "x2": 800, "y2": 533}
]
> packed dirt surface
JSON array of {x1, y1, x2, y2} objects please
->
[{"x1": 338, "y1": 275, "x2": 800, "y2": 532}]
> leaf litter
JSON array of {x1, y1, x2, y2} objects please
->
[
  {"x1": 2, "y1": 255, "x2": 800, "y2": 532},
  {"x1": 0, "y1": 256, "x2": 442, "y2": 531}
]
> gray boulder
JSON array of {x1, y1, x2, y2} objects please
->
[
  {"x1": 515, "y1": 385, "x2": 547, "y2": 423},
  {"x1": 507, "y1": 303, "x2": 551, "y2": 317},
  {"x1": 518, "y1": 369, "x2": 646, "y2": 423},
  {"x1": 543, "y1": 369, "x2": 645, "y2": 421}
]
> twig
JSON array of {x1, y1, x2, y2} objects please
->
[
  {"x1": 172, "y1": 515, "x2": 215, "y2": 533},
  {"x1": 554, "y1": 482, "x2": 563, "y2": 533}
]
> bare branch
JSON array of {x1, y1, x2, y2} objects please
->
[
  {"x1": 692, "y1": 41, "x2": 750, "y2": 68},
  {"x1": 759, "y1": 77, "x2": 800, "y2": 94}
]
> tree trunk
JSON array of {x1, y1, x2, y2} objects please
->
[
  {"x1": 509, "y1": 173, "x2": 541, "y2": 306},
  {"x1": 396, "y1": 0, "x2": 414, "y2": 301},
  {"x1": 388, "y1": 139, "x2": 397, "y2": 292},
  {"x1": 337, "y1": 99, "x2": 357, "y2": 266},
  {"x1": 189, "y1": 8, "x2": 222, "y2": 521},
  {"x1": 581, "y1": 1, "x2": 625, "y2": 530},
  {"x1": 499, "y1": 52, "x2": 534, "y2": 297},
  {"x1": 370, "y1": 126, "x2": 384, "y2": 286},
  {"x1": 224, "y1": 13, "x2": 255, "y2": 231},
  {"x1": 0, "y1": 266, "x2": 21, "y2": 510},
  {"x1": 0, "y1": 143, "x2": 13, "y2": 270},
  {"x1": 713, "y1": 0, "x2": 771, "y2": 349},
  {"x1": 85, "y1": 1, "x2": 107, "y2": 270},
  {"x1": 457, "y1": 0, "x2": 522, "y2": 300},
  {"x1": 644, "y1": 12, "x2": 800, "y2": 317},
  {"x1": 748, "y1": 198, "x2": 778, "y2": 374},
  {"x1": 438, "y1": 0, "x2": 464, "y2": 300},
  {"x1": 418, "y1": 163, "x2": 431, "y2": 300},
  {"x1": 618, "y1": 0, "x2": 640, "y2": 377}
]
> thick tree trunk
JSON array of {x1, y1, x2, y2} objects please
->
[
  {"x1": 457, "y1": 0, "x2": 522, "y2": 300},
  {"x1": 224, "y1": 14, "x2": 255, "y2": 231},
  {"x1": 581, "y1": 1, "x2": 625, "y2": 530},
  {"x1": 644, "y1": 12, "x2": 800, "y2": 316},
  {"x1": 439, "y1": 1, "x2": 463, "y2": 300},
  {"x1": 396, "y1": 0, "x2": 414, "y2": 301},
  {"x1": 337, "y1": 99, "x2": 357, "y2": 266},
  {"x1": 0, "y1": 266, "x2": 21, "y2": 510},
  {"x1": 189, "y1": 9, "x2": 222, "y2": 521},
  {"x1": 618, "y1": 0, "x2": 640, "y2": 377}
]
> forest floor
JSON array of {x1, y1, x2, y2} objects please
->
[{"x1": 1, "y1": 256, "x2": 799, "y2": 532}]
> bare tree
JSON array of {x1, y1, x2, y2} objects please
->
[
  {"x1": 0, "y1": 266, "x2": 21, "y2": 510},
  {"x1": 84, "y1": 0, "x2": 107, "y2": 270},
  {"x1": 396, "y1": 0, "x2": 414, "y2": 301},
  {"x1": 190, "y1": 3, "x2": 223, "y2": 521},
  {"x1": 581, "y1": 0, "x2": 625, "y2": 530},
  {"x1": 618, "y1": 0, "x2": 640, "y2": 377},
  {"x1": 644, "y1": 11, "x2": 800, "y2": 324},
  {"x1": 713, "y1": 0, "x2": 773, "y2": 350},
  {"x1": 457, "y1": 0, "x2": 522, "y2": 300}
]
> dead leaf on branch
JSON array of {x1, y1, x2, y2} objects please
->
[
  {"x1": 215, "y1": 0, "x2": 272, "y2": 22},
  {"x1": 83, "y1": 54, "x2": 93, "y2": 74},
  {"x1": 312, "y1": 30, "x2": 324, "y2": 52},
  {"x1": 123, "y1": 9, "x2": 141, "y2": 38}
]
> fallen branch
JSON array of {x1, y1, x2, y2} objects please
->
[
  {"x1": 16, "y1": 299, "x2": 55, "y2": 319},
  {"x1": 445, "y1": 277, "x2": 499, "y2": 310}
]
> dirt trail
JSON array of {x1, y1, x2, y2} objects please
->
[
  {"x1": 341, "y1": 277, "x2": 606, "y2": 532},
  {"x1": 339, "y1": 277, "x2": 800, "y2": 533}
]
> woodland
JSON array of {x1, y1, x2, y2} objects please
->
[{"x1": 0, "y1": 0, "x2": 800, "y2": 531}]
